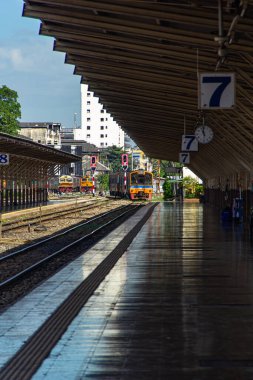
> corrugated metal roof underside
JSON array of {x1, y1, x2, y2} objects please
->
[{"x1": 23, "y1": 0, "x2": 253, "y2": 180}]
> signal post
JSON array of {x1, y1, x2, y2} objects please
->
[
  {"x1": 122, "y1": 154, "x2": 128, "y2": 196},
  {"x1": 90, "y1": 156, "x2": 96, "y2": 196}
]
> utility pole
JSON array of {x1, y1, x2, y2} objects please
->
[
  {"x1": 158, "y1": 159, "x2": 161, "y2": 194},
  {"x1": 73, "y1": 113, "x2": 77, "y2": 128}
]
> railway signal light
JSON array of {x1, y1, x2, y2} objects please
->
[
  {"x1": 90, "y1": 155, "x2": 96, "y2": 168},
  {"x1": 122, "y1": 153, "x2": 128, "y2": 170}
]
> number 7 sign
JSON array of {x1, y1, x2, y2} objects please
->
[
  {"x1": 179, "y1": 152, "x2": 190, "y2": 164},
  {"x1": 199, "y1": 72, "x2": 235, "y2": 109},
  {"x1": 181, "y1": 135, "x2": 198, "y2": 151}
]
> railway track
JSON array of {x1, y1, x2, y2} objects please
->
[
  {"x1": 0, "y1": 203, "x2": 143, "y2": 310},
  {"x1": 0, "y1": 198, "x2": 132, "y2": 255},
  {"x1": 1, "y1": 198, "x2": 109, "y2": 232},
  {"x1": 0, "y1": 202, "x2": 157, "y2": 380}
]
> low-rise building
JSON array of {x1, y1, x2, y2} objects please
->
[
  {"x1": 19, "y1": 123, "x2": 99, "y2": 177},
  {"x1": 19, "y1": 122, "x2": 61, "y2": 147}
]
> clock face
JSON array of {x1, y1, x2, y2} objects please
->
[{"x1": 195, "y1": 125, "x2": 214, "y2": 144}]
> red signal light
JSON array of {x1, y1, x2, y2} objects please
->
[
  {"x1": 122, "y1": 154, "x2": 128, "y2": 167},
  {"x1": 91, "y1": 156, "x2": 96, "y2": 167}
]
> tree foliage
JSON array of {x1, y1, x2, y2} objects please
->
[
  {"x1": 106, "y1": 145, "x2": 124, "y2": 172},
  {"x1": 182, "y1": 176, "x2": 203, "y2": 198},
  {"x1": 0, "y1": 85, "x2": 21, "y2": 135},
  {"x1": 163, "y1": 179, "x2": 174, "y2": 200},
  {"x1": 96, "y1": 173, "x2": 109, "y2": 191},
  {"x1": 151, "y1": 159, "x2": 182, "y2": 178}
]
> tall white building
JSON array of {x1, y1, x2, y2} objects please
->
[{"x1": 74, "y1": 84, "x2": 125, "y2": 148}]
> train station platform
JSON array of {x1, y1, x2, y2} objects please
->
[{"x1": 1, "y1": 201, "x2": 253, "y2": 379}]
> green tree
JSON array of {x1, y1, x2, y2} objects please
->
[
  {"x1": 182, "y1": 176, "x2": 202, "y2": 198},
  {"x1": 163, "y1": 179, "x2": 174, "y2": 200},
  {"x1": 106, "y1": 145, "x2": 124, "y2": 172},
  {"x1": 151, "y1": 159, "x2": 183, "y2": 178},
  {"x1": 0, "y1": 85, "x2": 21, "y2": 135},
  {"x1": 195, "y1": 183, "x2": 204, "y2": 198},
  {"x1": 96, "y1": 173, "x2": 109, "y2": 192}
]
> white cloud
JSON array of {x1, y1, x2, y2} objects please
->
[
  {"x1": 1, "y1": 2, "x2": 81, "y2": 127},
  {"x1": 0, "y1": 46, "x2": 33, "y2": 71},
  {"x1": 0, "y1": 35, "x2": 67, "y2": 74},
  {"x1": 10, "y1": 48, "x2": 29, "y2": 69}
]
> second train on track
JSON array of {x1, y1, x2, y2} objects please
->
[{"x1": 109, "y1": 169, "x2": 153, "y2": 200}]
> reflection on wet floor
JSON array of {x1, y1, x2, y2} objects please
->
[{"x1": 31, "y1": 202, "x2": 253, "y2": 379}]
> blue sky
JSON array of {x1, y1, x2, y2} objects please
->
[{"x1": 1, "y1": 0, "x2": 81, "y2": 128}]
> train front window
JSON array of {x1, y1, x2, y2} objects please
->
[
  {"x1": 145, "y1": 174, "x2": 152, "y2": 185},
  {"x1": 131, "y1": 173, "x2": 152, "y2": 185},
  {"x1": 138, "y1": 175, "x2": 145, "y2": 184},
  {"x1": 131, "y1": 173, "x2": 138, "y2": 184}
]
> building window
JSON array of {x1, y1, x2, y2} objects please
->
[
  {"x1": 100, "y1": 142, "x2": 104, "y2": 147},
  {"x1": 86, "y1": 134, "x2": 90, "y2": 138},
  {"x1": 87, "y1": 92, "x2": 91, "y2": 96},
  {"x1": 87, "y1": 101, "x2": 90, "y2": 105},
  {"x1": 87, "y1": 117, "x2": 91, "y2": 121},
  {"x1": 101, "y1": 109, "x2": 105, "y2": 113},
  {"x1": 105, "y1": 126, "x2": 108, "y2": 129},
  {"x1": 100, "y1": 118, "x2": 104, "y2": 122},
  {"x1": 105, "y1": 143, "x2": 107, "y2": 146},
  {"x1": 87, "y1": 109, "x2": 90, "y2": 113},
  {"x1": 105, "y1": 134, "x2": 107, "y2": 137},
  {"x1": 100, "y1": 134, "x2": 104, "y2": 138},
  {"x1": 87, "y1": 126, "x2": 91, "y2": 130},
  {"x1": 38, "y1": 140, "x2": 41, "y2": 143},
  {"x1": 100, "y1": 126, "x2": 104, "y2": 130}
]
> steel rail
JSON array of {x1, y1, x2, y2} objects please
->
[
  {"x1": 0, "y1": 202, "x2": 158, "y2": 380},
  {"x1": 1, "y1": 199, "x2": 109, "y2": 232},
  {"x1": 0, "y1": 204, "x2": 141, "y2": 289},
  {"x1": 0, "y1": 204, "x2": 130, "y2": 263}
]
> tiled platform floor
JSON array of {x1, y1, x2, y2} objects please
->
[
  {"x1": 0, "y1": 204, "x2": 151, "y2": 370},
  {"x1": 3, "y1": 202, "x2": 253, "y2": 379}
]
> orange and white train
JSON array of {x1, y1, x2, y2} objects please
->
[
  {"x1": 48, "y1": 175, "x2": 95, "y2": 193},
  {"x1": 109, "y1": 170, "x2": 153, "y2": 200}
]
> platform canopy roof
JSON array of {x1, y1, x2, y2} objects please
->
[
  {"x1": 23, "y1": 0, "x2": 253, "y2": 180},
  {"x1": 0, "y1": 133, "x2": 81, "y2": 164},
  {"x1": 0, "y1": 132, "x2": 81, "y2": 181}
]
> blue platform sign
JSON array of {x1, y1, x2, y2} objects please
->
[
  {"x1": 0, "y1": 153, "x2": 9, "y2": 165},
  {"x1": 199, "y1": 72, "x2": 235, "y2": 109}
]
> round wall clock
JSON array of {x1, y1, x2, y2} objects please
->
[{"x1": 195, "y1": 125, "x2": 214, "y2": 144}]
